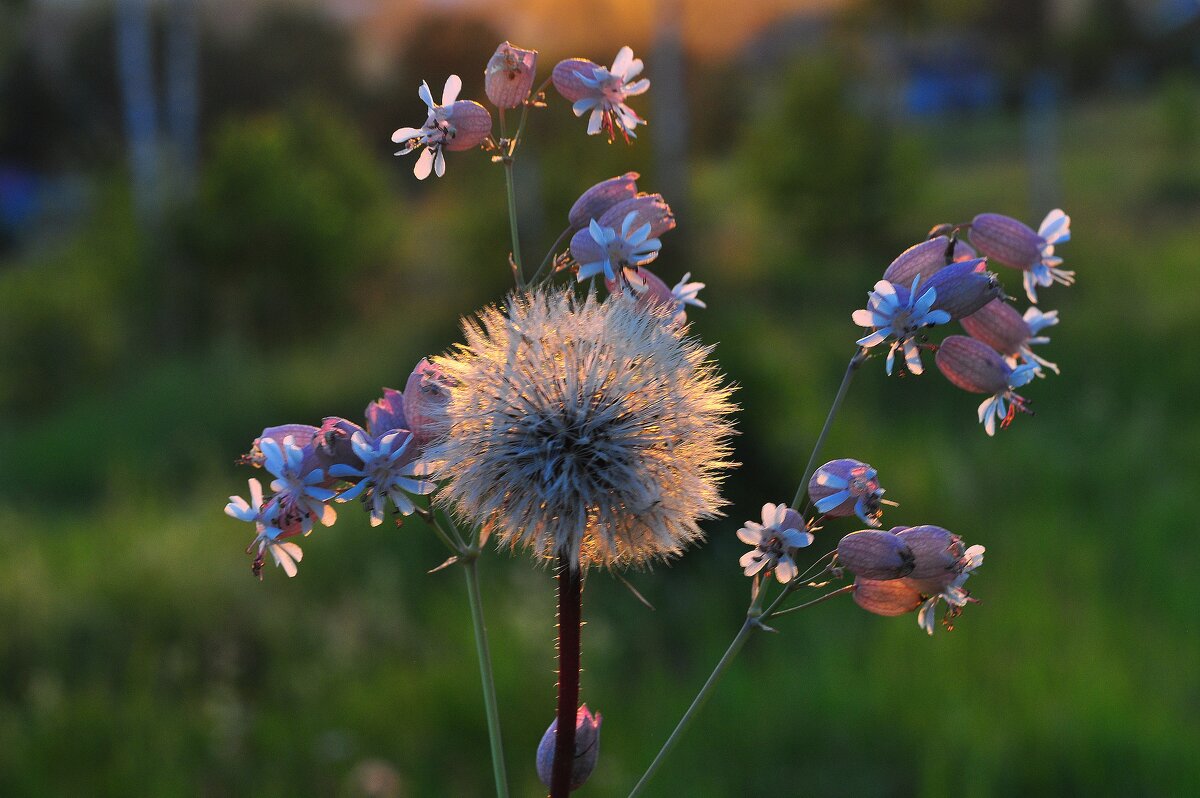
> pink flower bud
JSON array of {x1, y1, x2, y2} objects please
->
[
  {"x1": 403, "y1": 359, "x2": 454, "y2": 448},
  {"x1": 837, "y1": 530, "x2": 915, "y2": 580},
  {"x1": 935, "y1": 335, "x2": 1011, "y2": 395},
  {"x1": 552, "y1": 58, "x2": 601, "y2": 103},
  {"x1": 364, "y1": 388, "x2": 409, "y2": 437},
  {"x1": 895, "y1": 525, "x2": 964, "y2": 593},
  {"x1": 536, "y1": 705, "x2": 602, "y2": 791},
  {"x1": 853, "y1": 577, "x2": 924, "y2": 616},
  {"x1": 959, "y1": 298, "x2": 1028, "y2": 357},
  {"x1": 924, "y1": 258, "x2": 1004, "y2": 321},
  {"x1": 969, "y1": 213, "x2": 1041, "y2": 270},
  {"x1": 598, "y1": 194, "x2": 676, "y2": 240},
  {"x1": 569, "y1": 172, "x2": 640, "y2": 230},
  {"x1": 882, "y1": 237, "x2": 978, "y2": 286},
  {"x1": 484, "y1": 42, "x2": 537, "y2": 109},
  {"x1": 441, "y1": 101, "x2": 492, "y2": 152}
]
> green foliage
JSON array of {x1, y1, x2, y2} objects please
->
[
  {"x1": 736, "y1": 57, "x2": 923, "y2": 253},
  {"x1": 183, "y1": 105, "x2": 395, "y2": 336}
]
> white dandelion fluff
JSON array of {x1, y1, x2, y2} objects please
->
[{"x1": 423, "y1": 287, "x2": 737, "y2": 569}]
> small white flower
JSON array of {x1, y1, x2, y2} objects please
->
[
  {"x1": 917, "y1": 544, "x2": 984, "y2": 634},
  {"x1": 852, "y1": 275, "x2": 951, "y2": 375},
  {"x1": 671, "y1": 272, "x2": 706, "y2": 310},
  {"x1": 577, "y1": 211, "x2": 661, "y2": 283},
  {"x1": 1016, "y1": 306, "x2": 1060, "y2": 375},
  {"x1": 737, "y1": 502, "x2": 814, "y2": 584},
  {"x1": 392, "y1": 75, "x2": 463, "y2": 180},
  {"x1": 572, "y1": 47, "x2": 650, "y2": 140},
  {"x1": 1026, "y1": 209, "x2": 1073, "y2": 303},
  {"x1": 330, "y1": 431, "x2": 436, "y2": 526},
  {"x1": 225, "y1": 477, "x2": 304, "y2": 578}
]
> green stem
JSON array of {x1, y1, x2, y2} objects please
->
[
  {"x1": 503, "y1": 159, "x2": 525, "y2": 288},
  {"x1": 627, "y1": 619, "x2": 757, "y2": 798},
  {"x1": 463, "y1": 555, "x2": 510, "y2": 798},
  {"x1": 769, "y1": 584, "x2": 855, "y2": 618},
  {"x1": 791, "y1": 347, "x2": 869, "y2": 511},
  {"x1": 530, "y1": 225, "x2": 573, "y2": 285}
]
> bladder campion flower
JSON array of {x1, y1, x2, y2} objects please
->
[
  {"x1": 961, "y1": 299, "x2": 1060, "y2": 375},
  {"x1": 225, "y1": 478, "x2": 304, "y2": 579},
  {"x1": 330, "y1": 432, "x2": 436, "y2": 526},
  {"x1": 484, "y1": 42, "x2": 537, "y2": 109},
  {"x1": 552, "y1": 47, "x2": 650, "y2": 141},
  {"x1": 808, "y1": 458, "x2": 888, "y2": 527},
  {"x1": 392, "y1": 75, "x2": 493, "y2": 179},
  {"x1": 881, "y1": 236, "x2": 977, "y2": 286},
  {"x1": 568, "y1": 173, "x2": 641, "y2": 230},
  {"x1": 936, "y1": 335, "x2": 1038, "y2": 436},
  {"x1": 536, "y1": 705, "x2": 602, "y2": 790},
  {"x1": 260, "y1": 436, "x2": 337, "y2": 535},
  {"x1": 423, "y1": 288, "x2": 735, "y2": 569},
  {"x1": 573, "y1": 212, "x2": 662, "y2": 283},
  {"x1": 969, "y1": 209, "x2": 1072, "y2": 303},
  {"x1": 852, "y1": 276, "x2": 951, "y2": 375},
  {"x1": 836, "y1": 530, "x2": 915, "y2": 580},
  {"x1": 737, "y1": 502, "x2": 813, "y2": 584},
  {"x1": 923, "y1": 258, "x2": 1005, "y2": 321}
]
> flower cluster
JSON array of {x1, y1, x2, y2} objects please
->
[
  {"x1": 225, "y1": 366, "x2": 442, "y2": 578},
  {"x1": 853, "y1": 212, "x2": 1071, "y2": 434}
]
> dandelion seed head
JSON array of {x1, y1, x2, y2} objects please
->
[{"x1": 424, "y1": 287, "x2": 737, "y2": 570}]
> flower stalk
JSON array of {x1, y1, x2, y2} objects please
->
[
  {"x1": 463, "y1": 552, "x2": 511, "y2": 798},
  {"x1": 552, "y1": 556, "x2": 584, "y2": 798},
  {"x1": 792, "y1": 347, "x2": 869, "y2": 511}
]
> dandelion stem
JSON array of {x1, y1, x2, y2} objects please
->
[
  {"x1": 791, "y1": 347, "x2": 869, "y2": 511},
  {"x1": 551, "y1": 556, "x2": 584, "y2": 798},
  {"x1": 627, "y1": 618, "x2": 756, "y2": 798},
  {"x1": 463, "y1": 556, "x2": 510, "y2": 798}
]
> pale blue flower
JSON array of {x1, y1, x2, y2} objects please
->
[
  {"x1": 852, "y1": 275, "x2": 951, "y2": 375},
  {"x1": 977, "y1": 362, "x2": 1038, "y2": 436},
  {"x1": 1025, "y1": 209, "x2": 1073, "y2": 304},
  {"x1": 260, "y1": 435, "x2": 336, "y2": 533},
  {"x1": 576, "y1": 211, "x2": 661, "y2": 283},
  {"x1": 225, "y1": 477, "x2": 304, "y2": 578},
  {"x1": 571, "y1": 46, "x2": 650, "y2": 140},
  {"x1": 330, "y1": 431, "x2": 436, "y2": 526},
  {"x1": 917, "y1": 544, "x2": 985, "y2": 635}
]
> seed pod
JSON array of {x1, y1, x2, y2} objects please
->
[
  {"x1": 536, "y1": 705, "x2": 602, "y2": 790},
  {"x1": 598, "y1": 194, "x2": 676, "y2": 240},
  {"x1": 442, "y1": 101, "x2": 493, "y2": 151},
  {"x1": 924, "y1": 259, "x2": 1004, "y2": 321},
  {"x1": 484, "y1": 42, "x2": 537, "y2": 109},
  {"x1": 569, "y1": 173, "x2": 640, "y2": 230},
  {"x1": 552, "y1": 58, "x2": 601, "y2": 103},
  {"x1": 853, "y1": 577, "x2": 923, "y2": 616},
  {"x1": 896, "y1": 525, "x2": 964, "y2": 593},
  {"x1": 837, "y1": 530, "x2": 915, "y2": 580},
  {"x1": 960, "y1": 298, "x2": 1028, "y2": 356},
  {"x1": 936, "y1": 335, "x2": 1011, "y2": 395},
  {"x1": 969, "y1": 213, "x2": 1041, "y2": 270}
]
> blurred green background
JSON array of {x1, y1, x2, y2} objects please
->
[{"x1": 1, "y1": 0, "x2": 1198, "y2": 795}]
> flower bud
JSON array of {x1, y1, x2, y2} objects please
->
[
  {"x1": 442, "y1": 101, "x2": 493, "y2": 152},
  {"x1": 403, "y1": 359, "x2": 454, "y2": 448},
  {"x1": 536, "y1": 705, "x2": 602, "y2": 791},
  {"x1": 484, "y1": 42, "x2": 537, "y2": 109},
  {"x1": 853, "y1": 577, "x2": 923, "y2": 616},
  {"x1": 569, "y1": 173, "x2": 640, "y2": 230},
  {"x1": 598, "y1": 194, "x2": 676, "y2": 240},
  {"x1": 838, "y1": 530, "x2": 915, "y2": 580},
  {"x1": 552, "y1": 58, "x2": 601, "y2": 103},
  {"x1": 959, "y1": 298, "x2": 1028, "y2": 357},
  {"x1": 569, "y1": 226, "x2": 605, "y2": 268},
  {"x1": 923, "y1": 258, "x2": 1004, "y2": 321},
  {"x1": 935, "y1": 335, "x2": 1012, "y2": 395},
  {"x1": 896, "y1": 525, "x2": 964, "y2": 593},
  {"x1": 365, "y1": 388, "x2": 408, "y2": 437},
  {"x1": 969, "y1": 213, "x2": 1041, "y2": 270},
  {"x1": 315, "y1": 416, "x2": 365, "y2": 470}
]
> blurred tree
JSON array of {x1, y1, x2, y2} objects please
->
[{"x1": 181, "y1": 103, "x2": 394, "y2": 341}]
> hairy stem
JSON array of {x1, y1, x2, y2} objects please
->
[
  {"x1": 791, "y1": 347, "x2": 869, "y2": 511},
  {"x1": 463, "y1": 556, "x2": 510, "y2": 798},
  {"x1": 551, "y1": 557, "x2": 583, "y2": 798}
]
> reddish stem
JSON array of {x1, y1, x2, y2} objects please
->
[{"x1": 550, "y1": 556, "x2": 583, "y2": 797}]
